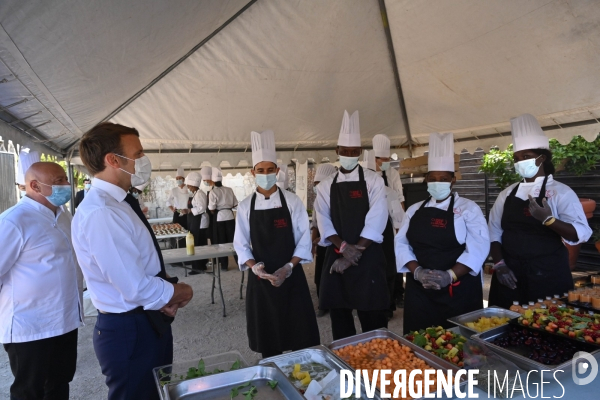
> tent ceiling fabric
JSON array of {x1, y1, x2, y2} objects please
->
[
  {"x1": 0, "y1": 0, "x2": 599, "y2": 155},
  {"x1": 111, "y1": 0, "x2": 405, "y2": 150}
]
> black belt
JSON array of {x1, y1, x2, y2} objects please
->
[{"x1": 98, "y1": 306, "x2": 145, "y2": 315}]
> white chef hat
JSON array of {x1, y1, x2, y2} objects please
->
[
  {"x1": 314, "y1": 163, "x2": 337, "y2": 182},
  {"x1": 428, "y1": 132, "x2": 455, "y2": 172},
  {"x1": 276, "y1": 162, "x2": 288, "y2": 189},
  {"x1": 200, "y1": 166, "x2": 212, "y2": 180},
  {"x1": 212, "y1": 167, "x2": 223, "y2": 182},
  {"x1": 363, "y1": 150, "x2": 377, "y2": 171},
  {"x1": 176, "y1": 167, "x2": 185, "y2": 177},
  {"x1": 16, "y1": 149, "x2": 40, "y2": 185},
  {"x1": 372, "y1": 134, "x2": 391, "y2": 158},
  {"x1": 511, "y1": 113, "x2": 549, "y2": 152},
  {"x1": 251, "y1": 130, "x2": 277, "y2": 167},
  {"x1": 184, "y1": 171, "x2": 201, "y2": 187},
  {"x1": 135, "y1": 181, "x2": 150, "y2": 191},
  {"x1": 337, "y1": 110, "x2": 361, "y2": 147}
]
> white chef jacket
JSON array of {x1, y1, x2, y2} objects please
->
[
  {"x1": 234, "y1": 189, "x2": 312, "y2": 270},
  {"x1": 0, "y1": 197, "x2": 83, "y2": 343},
  {"x1": 488, "y1": 175, "x2": 592, "y2": 245},
  {"x1": 314, "y1": 167, "x2": 387, "y2": 246},
  {"x1": 395, "y1": 193, "x2": 489, "y2": 276},
  {"x1": 380, "y1": 168, "x2": 405, "y2": 202},
  {"x1": 72, "y1": 178, "x2": 174, "y2": 313},
  {"x1": 166, "y1": 186, "x2": 191, "y2": 209},
  {"x1": 190, "y1": 189, "x2": 209, "y2": 229},
  {"x1": 209, "y1": 185, "x2": 238, "y2": 221}
]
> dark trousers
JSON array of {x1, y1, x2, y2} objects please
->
[
  {"x1": 93, "y1": 313, "x2": 173, "y2": 400},
  {"x1": 3, "y1": 329, "x2": 78, "y2": 400},
  {"x1": 394, "y1": 273, "x2": 405, "y2": 300},
  {"x1": 172, "y1": 212, "x2": 188, "y2": 248},
  {"x1": 215, "y1": 219, "x2": 236, "y2": 270},
  {"x1": 314, "y1": 245, "x2": 327, "y2": 310},
  {"x1": 329, "y1": 308, "x2": 388, "y2": 341},
  {"x1": 190, "y1": 228, "x2": 208, "y2": 271}
]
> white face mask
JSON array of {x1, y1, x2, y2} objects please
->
[
  {"x1": 20, "y1": 190, "x2": 26, "y2": 198},
  {"x1": 379, "y1": 161, "x2": 390, "y2": 171},
  {"x1": 339, "y1": 155, "x2": 359, "y2": 170},
  {"x1": 427, "y1": 181, "x2": 452, "y2": 201},
  {"x1": 115, "y1": 154, "x2": 152, "y2": 187},
  {"x1": 514, "y1": 155, "x2": 542, "y2": 179}
]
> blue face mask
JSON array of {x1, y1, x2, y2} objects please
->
[
  {"x1": 255, "y1": 173, "x2": 277, "y2": 190},
  {"x1": 514, "y1": 156, "x2": 541, "y2": 179},
  {"x1": 313, "y1": 185, "x2": 318, "y2": 194},
  {"x1": 339, "y1": 156, "x2": 359, "y2": 171},
  {"x1": 176, "y1": 179, "x2": 184, "y2": 185},
  {"x1": 39, "y1": 182, "x2": 71, "y2": 206},
  {"x1": 84, "y1": 183, "x2": 91, "y2": 190},
  {"x1": 20, "y1": 190, "x2": 26, "y2": 198},
  {"x1": 132, "y1": 192, "x2": 139, "y2": 199},
  {"x1": 427, "y1": 181, "x2": 452, "y2": 201},
  {"x1": 380, "y1": 161, "x2": 390, "y2": 171}
]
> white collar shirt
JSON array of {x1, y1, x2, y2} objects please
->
[
  {"x1": 208, "y1": 186, "x2": 238, "y2": 221},
  {"x1": 190, "y1": 190, "x2": 209, "y2": 229},
  {"x1": 379, "y1": 168, "x2": 405, "y2": 202},
  {"x1": 166, "y1": 186, "x2": 191, "y2": 209},
  {"x1": 488, "y1": 174, "x2": 591, "y2": 245},
  {"x1": 394, "y1": 193, "x2": 490, "y2": 276},
  {"x1": 71, "y1": 178, "x2": 174, "y2": 313},
  {"x1": 234, "y1": 189, "x2": 312, "y2": 270},
  {"x1": 314, "y1": 166, "x2": 388, "y2": 246},
  {"x1": 0, "y1": 197, "x2": 83, "y2": 343}
]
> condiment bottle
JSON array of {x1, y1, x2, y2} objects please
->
[
  {"x1": 186, "y1": 231, "x2": 195, "y2": 256},
  {"x1": 509, "y1": 301, "x2": 522, "y2": 313},
  {"x1": 543, "y1": 296, "x2": 553, "y2": 306},
  {"x1": 528, "y1": 301, "x2": 535, "y2": 307},
  {"x1": 535, "y1": 298, "x2": 544, "y2": 308}
]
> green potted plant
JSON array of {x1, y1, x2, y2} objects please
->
[{"x1": 479, "y1": 145, "x2": 521, "y2": 190}]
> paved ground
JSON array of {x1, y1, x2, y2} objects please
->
[{"x1": 0, "y1": 257, "x2": 492, "y2": 399}]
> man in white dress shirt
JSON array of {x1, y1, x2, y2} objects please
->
[
  {"x1": 0, "y1": 162, "x2": 83, "y2": 400},
  {"x1": 72, "y1": 122, "x2": 193, "y2": 400},
  {"x1": 314, "y1": 110, "x2": 390, "y2": 340}
]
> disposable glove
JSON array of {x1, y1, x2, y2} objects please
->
[
  {"x1": 330, "y1": 257, "x2": 353, "y2": 274},
  {"x1": 339, "y1": 241, "x2": 365, "y2": 266},
  {"x1": 421, "y1": 270, "x2": 453, "y2": 290},
  {"x1": 251, "y1": 262, "x2": 274, "y2": 280},
  {"x1": 528, "y1": 195, "x2": 552, "y2": 222},
  {"x1": 268, "y1": 264, "x2": 293, "y2": 287},
  {"x1": 494, "y1": 262, "x2": 518, "y2": 290}
]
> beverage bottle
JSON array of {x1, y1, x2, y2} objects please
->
[{"x1": 186, "y1": 231, "x2": 195, "y2": 255}]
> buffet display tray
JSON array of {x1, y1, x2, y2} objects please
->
[
  {"x1": 471, "y1": 324, "x2": 599, "y2": 372},
  {"x1": 162, "y1": 364, "x2": 304, "y2": 400},
  {"x1": 447, "y1": 306, "x2": 521, "y2": 337}
]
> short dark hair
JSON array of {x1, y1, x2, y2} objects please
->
[
  {"x1": 79, "y1": 122, "x2": 139, "y2": 176},
  {"x1": 83, "y1": 178, "x2": 91, "y2": 183},
  {"x1": 530, "y1": 148, "x2": 555, "y2": 175}
]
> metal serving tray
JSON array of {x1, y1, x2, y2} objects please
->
[
  {"x1": 447, "y1": 306, "x2": 521, "y2": 337},
  {"x1": 327, "y1": 329, "x2": 466, "y2": 400},
  {"x1": 163, "y1": 364, "x2": 304, "y2": 400},
  {"x1": 471, "y1": 324, "x2": 599, "y2": 372},
  {"x1": 260, "y1": 345, "x2": 381, "y2": 399}
]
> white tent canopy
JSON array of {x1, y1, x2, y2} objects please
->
[{"x1": 1, "y1": 0, "x2": 599, "y2": 168}]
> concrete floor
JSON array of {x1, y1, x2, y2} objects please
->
[{"x1": 0, "y1": 258, "x2": 492, "y2": 399}]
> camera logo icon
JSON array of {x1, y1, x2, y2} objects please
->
[{"x1": 572, "y1": 351, "x2": 598, "y2": 385}]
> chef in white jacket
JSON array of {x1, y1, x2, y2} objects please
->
[
  {"x1": 233, "y1": 130, "x2": 319, "y2": 358},
  {"x1": 276, "y1": 162, "x2": 289, "y2": 190},
  {"x1": 395, "y1": 132, "x2": 489, "y2": 333},
  {"x1": 166, "y1": 167, "x2": 191, "y2": 246},
  {"x1": 488, "y1": 114, "x2": 592, "y2": 309},
  {"x1": 185, "y1": 172, "x2": 209, "y2": 274},
  {"x1": 314, "y1": 110, "x2": 389, "y2": 340},
  {"x1": 208, "y1": 167, "x2": 238, "y2": 271}
]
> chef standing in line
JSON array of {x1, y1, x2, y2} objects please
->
[
  {"x1": 185, "y1": 171, "x2": 209, "y2": 275},
  {"x1": 314, "y1": 110, "x2": 389, "y2": 340},
  {"x1": 395, "y1": 133, "x2": 489, "y2": 333},
  {"x1": 310, "y1": 163, "x2": 338, "y2": 318},
  {"x1": 166, "y1": 167, "x2": 191, "y2": 247},
  {"x1": 200, "y1": 166, "x2": 214, "y2": 244},
  {"x1": 276, "y1": 162, "x2": 289, "y2": 190},
  {"x1": 208, "y1": 167, "x2": 238, "y2": 271},
  {"x1": 234, "y1": 130, "x2": 319, "y2": 358},
  {"x1": 488, "y1": 114, "x2": 592, "y2": 308}
]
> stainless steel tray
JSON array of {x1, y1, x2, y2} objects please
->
[
  {"x1": 471, "y1": 324, "x2": 599, "y2": 372},
  {"x1": 163, "y1": 364, "x2": 304, "y2": 400},
  {"x1": 260, "y1": 345, "x2": 380, "y2": 399},
  {"x1": 327, "y1": 329, "x2": 466, "y2": 399},
  {"x1": 447, "y1": 306, "x2": 521, "y2": 337}
]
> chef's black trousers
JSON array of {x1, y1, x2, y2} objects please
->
[
  {"x1": 4, "y1": 328, "x2": 78, "y2": 400},
  {"x1": 329, "y1": 308, "x2": 388, "y2": 341},
  {"x1": 93, "y1": 312, "x2": 173, "y2": 400},
  {"x1": 215, "y1": 219, "x2": 237, "y2": 270}
]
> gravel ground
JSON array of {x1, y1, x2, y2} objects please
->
[{"x1": 0, "y1": 258, "x2": 491, "y2": 399}]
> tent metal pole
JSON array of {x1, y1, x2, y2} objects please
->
[
  {"x1": 67, "y1": 160, "x2": 75, "y2": 215},
  {"x1": 378, "y1": 0, "x2": 414, "y2": 157}
]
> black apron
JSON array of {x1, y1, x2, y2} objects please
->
[
  {"x1": 246, "y1": 189, "x2": 320, "y2": 353},
  {"x1": 488, "y1": 177, "x2": 572, "y2": 309},
  {"x1": 206, "y1": 189, "x2": 215, "y2": 243},
  {"x1": 186, "y1": 192, "x2": 207, "y2": 246},
  {"x1": 319, "y1": 166, "x2": 389, "y2": 311},
  {"x1": 381, "y1": 171, "x2": 397, "y2": 312},
  {"x1": 404, "y1": 194, "x2": 483, "y2": 333}
]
